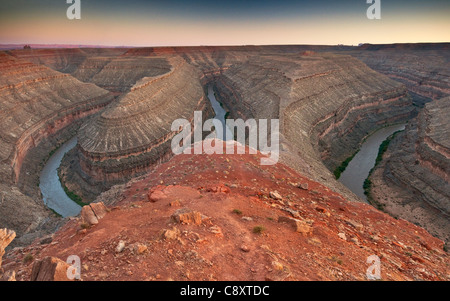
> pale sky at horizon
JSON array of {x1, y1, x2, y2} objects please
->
[{"x1": 1, "y1": 0, "x2": 449, "y2": 46}]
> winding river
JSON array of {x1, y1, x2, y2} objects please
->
[
  {"x1": 39, "y1": 87, "x2": 401, "y2": 216},
  {"x1": 338, "y1": 123, "x2": 406, "y2": 203},
  {"x1": 39, "y1": 136, "x2": 81, "y2": 217},
  {"x1": 39, "y1": 86, "x2": 232, "y2": 218}
]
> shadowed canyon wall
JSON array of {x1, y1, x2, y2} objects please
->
[{"x1": 369, "y1": 97, "x2": 450, "y2": 245}]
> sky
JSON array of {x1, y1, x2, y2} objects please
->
[{"x1": 0, "y1": 0, "x2": 449, "y2": 46}]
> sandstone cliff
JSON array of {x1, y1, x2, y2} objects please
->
[
  {"x1": 0, "y1": 51, "x2": 113, "y2": 186},
  {"x1": 72, "y1": 56, "x2": 172, "y2": 93}
]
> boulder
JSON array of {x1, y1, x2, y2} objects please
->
[
  {"x1": 172, "y1": 208, "x2": 202, "y2": 225},
  {"x1": 81, "y1": 205, "x2": 98, "y2": 225},
  {"x1": 0, "y1": 229, "x2": 16, "y2": 268},
  {"x1": 80, "y1": 202, "x2": 108, "y2": 226},
  {"x1": 90, "y1": 202, "x2": 108, "y2": 220},
  {"x1": 116, "y1": 241, "x2": 126, "y2": 253},
  {"x1": 298, "y1": 183, "x2": 309, "y2": 190},
  {"x1": 30, "y1": 256, "x2": 72, "y2": 281},
  {"x1": 162, "y1": 227, "x2": 180, "y2": 240},
  {"x1": 148, "y1": 189, "x2": 167, "y2": 202},
  {"x1": 269, "y1": 191, "x2": 283, "y2": 200},
  {"x1": 278, "y1": 216, "x2": 313, "y2": 236}
]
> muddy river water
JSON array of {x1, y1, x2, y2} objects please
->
[
  {"x1": 338, "y1": 123, "x2": 406, "y2": 203},
  {"x1": 39, "y1": 137, "x2": 81, "y2": 217}
]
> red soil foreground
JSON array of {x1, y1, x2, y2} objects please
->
[{"x1": 3, "y1": 143, "x2": 449, "y2": 281}]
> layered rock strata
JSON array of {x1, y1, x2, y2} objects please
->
[
  {"x1": 72, "y1": 56, "x2": 172, "y2": 93},
  {"x1": 369, "y1": 97, "x2": 450, "y2": 245},
  {"x1": 0, "y1": 51, "x2": 113, "y2": 245},
  {"x1": 205, "y1": 51, "x2": 413, "y2": 202},
  {"x1": 74, "y1": 57, "x2": 214, "y2": 192},
  {"x1": 346, "y1": 44, "x2": 450, "y2": 106},
  {"x1": 0, "y1": 52, "x2": 113, "y2": 185}
]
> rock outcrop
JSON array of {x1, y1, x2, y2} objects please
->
[
  {"x1": 80, "y1": 202, "x2": 108, "y2": 226},
  {"x1": 0, "y1": 229, "x2": 15, "y2": 268},
  {"x1": 30, "y1": 256, "x2": 72, "y2": 281},
  {"x1": 369, "y1": 97, "x2": 450, "y2": 245}
]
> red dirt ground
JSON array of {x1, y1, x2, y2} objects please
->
[{"x1": 3, "y1": 143, "x2": 449, "y2": 281}]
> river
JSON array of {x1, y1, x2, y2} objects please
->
[
  {"x1": 39, "y1": 136, "x2": 81, "y2": 217},
  {"x1": 338, "y1": 124, "x2": 406, "y2": 203},
  {"x1": 207, "y1": 85, "x2": 234, "y2": 141}
]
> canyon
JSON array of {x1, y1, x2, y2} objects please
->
[
  {"x1": 0, "y1": 44, "x2": 448, "y2": 280},
  {"x1": 369, "y1": 96, "x2": 450, "y2": 245},
  {"x1": 0, "y1": 51, "x2": 114, "y2": 246}
]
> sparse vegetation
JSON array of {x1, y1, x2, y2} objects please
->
[
  {"x1": 232, "y1": 209, "x2": 242, "y2": 215},
  {"x1": 23, "y1": 253, "x2": 34, "y2": 264},
  {"x1": 329, "y1": 255, "x2": 343, "y2": 265},
  {"x1": 334, "y1": 150, "x2": 359, "y2": 179},
  {"x1": 80, "y1": 222, "x2": 90, "y2": 229},
  {"x1": 364, "y1": 130, "x2": 404, "y2": 210},
  {"x1": 252, "y1": 225, "x2": 265, "y2": 234},
  {"x1": 62, "y1": 184, "x2": 86, "y2": 207},
  {"x1": 49, "y1": 207, "x2": 62, "y2": 218}
]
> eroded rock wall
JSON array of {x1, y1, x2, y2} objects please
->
[
  {"x1": 0, "y1": 51, "x2": 113, "y2": 245},
  {"x1": 75, "y1": 57, "x2": 214, "y2": 190},
  {"x1": 201, "y1": 51, "x2": 414, "y2": 202},
  {"x1": 0, "y1": 52, "x2": 113, "y2": 186},
  {"x1": 369, "y1": 97, "x2": 450, "y2": 244},
  {"x1": 346, "y1": 44, "x2": 450, "y2": 106}
]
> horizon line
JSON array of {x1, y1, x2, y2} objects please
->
[{"x1": 1, "y1": 41, "x2": 449, "y2": 50}]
